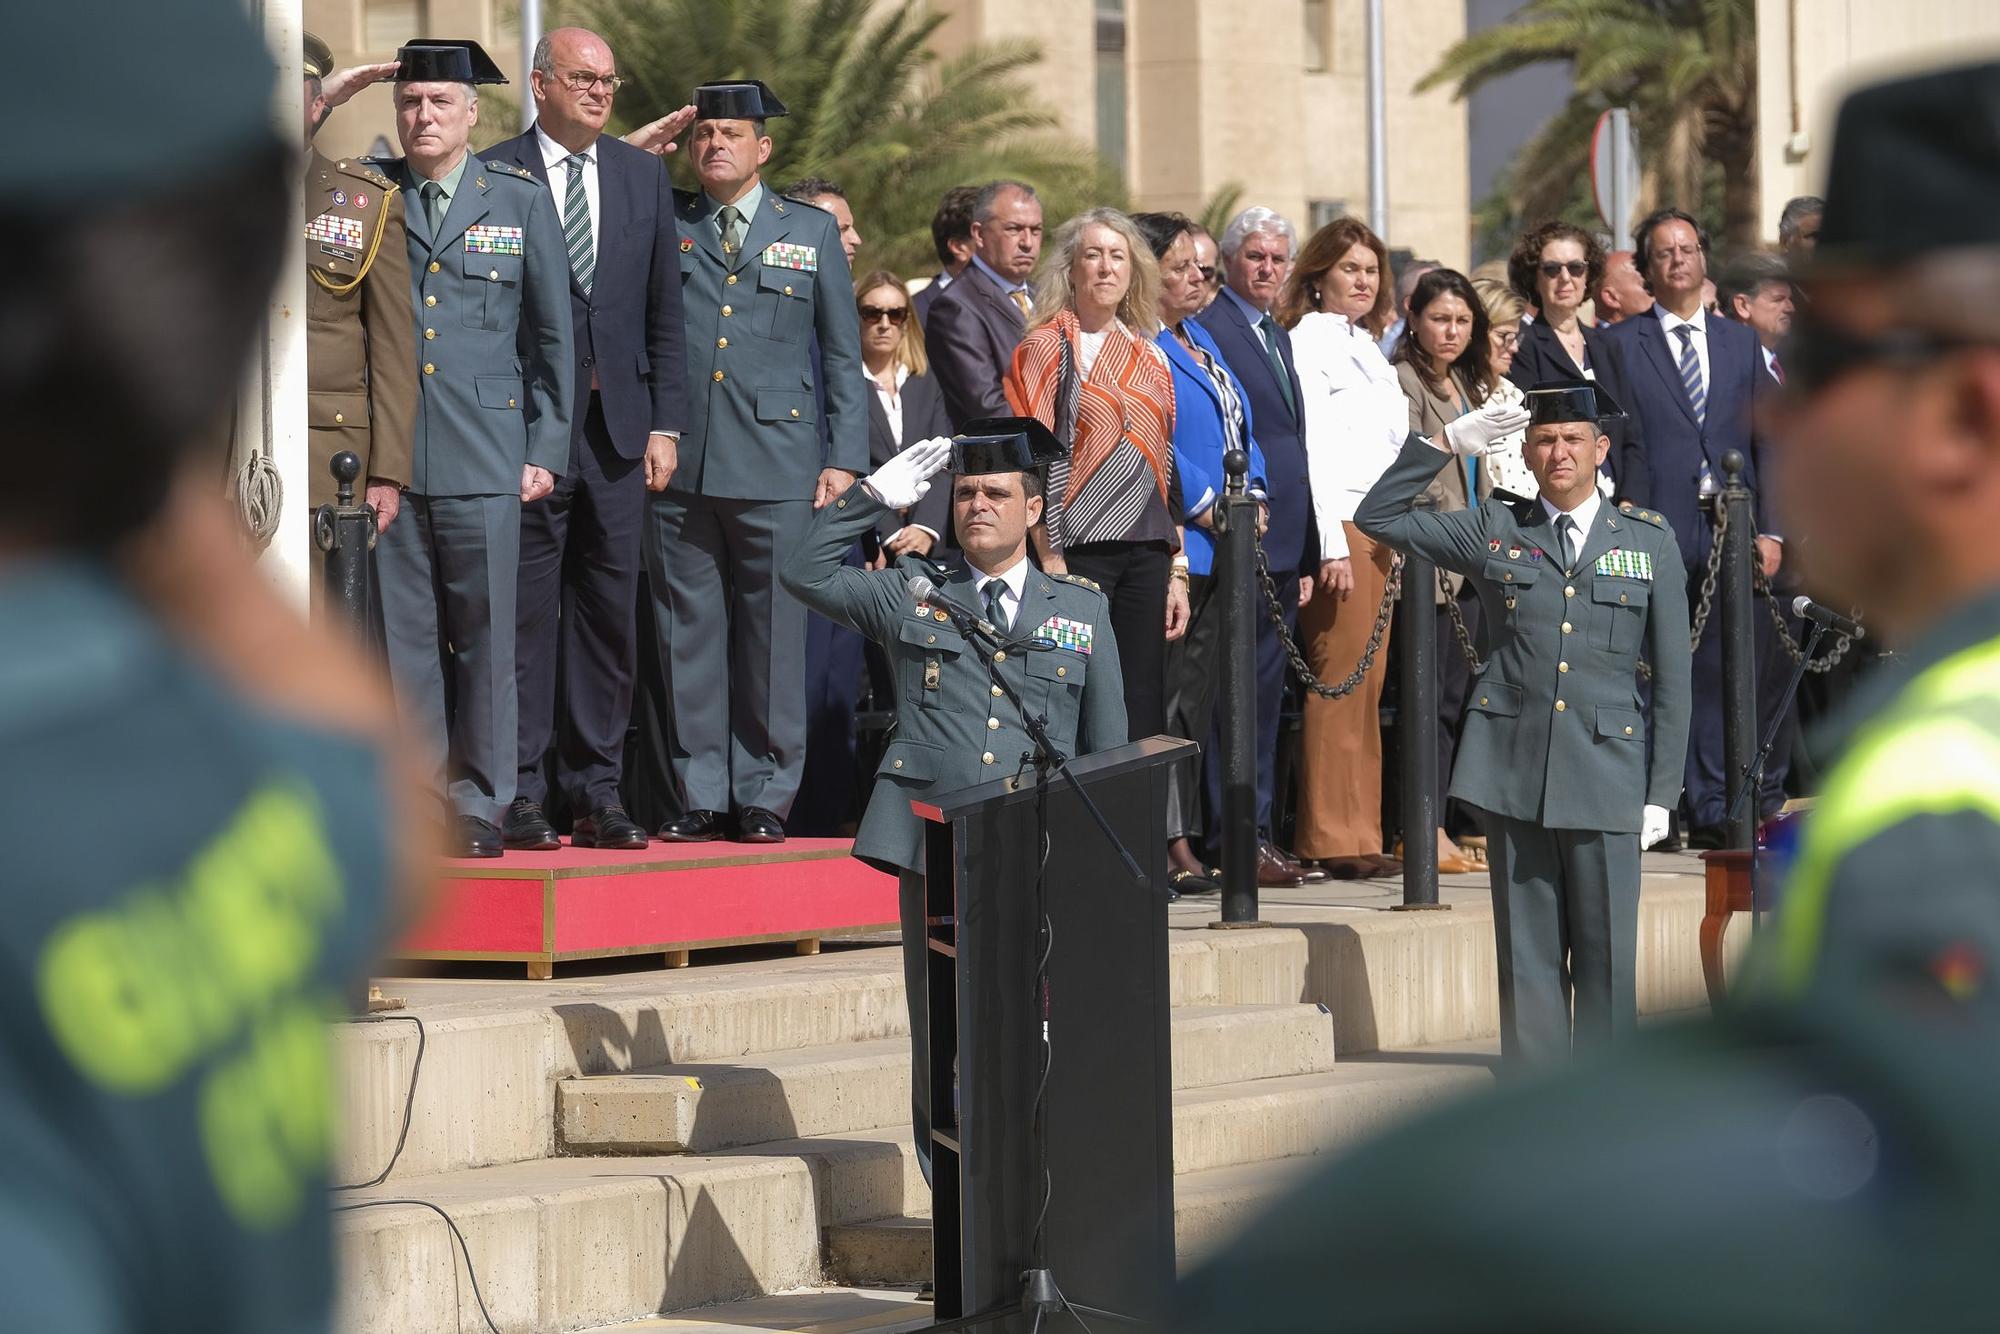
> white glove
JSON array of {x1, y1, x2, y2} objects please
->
[
  {"x1": 1640, "y1": 804, "x2": 1672, "y2": 851},
  {"x1": 862, "y1": 436, "x2": 952, "y2": 510},
  {"x1": 1442, "y1": 399, "x2": 1532, "y2": 458}
]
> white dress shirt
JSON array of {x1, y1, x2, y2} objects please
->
[
  {"x1": 1653, "y1": 302, "x2": 1710, "y2": 394},
  {"x1": 1542, "y1": 488, "x2": 1604, "y2": 571},
  {"x1": 535, "y1": 125, "x2": 600, "y2": 259},
  {"x1": 867, "y1": 362, "x2": 911, "y2": 448},
  {"x1": 1290, "y1": 311, "x2": 1410, "y2": 560},
  {"x1": 973, "y1": 555, "x2": 1031, "y2": 629}
]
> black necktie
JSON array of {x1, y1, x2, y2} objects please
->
[{"x1": 981, "y1": 579, "x2": 1010, "y2": 635}]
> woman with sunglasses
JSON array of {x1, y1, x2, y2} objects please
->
[
  {"x1": 1505, "y1": 221, "x2": 1650, "y2": 506},
  {"x1": 856, "y1": 270, "x2": 954, "y2": 560}
]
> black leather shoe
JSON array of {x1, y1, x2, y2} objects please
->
[
  {"x1": 735, "y1": 806, "x2": 786, "y2": 844},
  {"x1": 503, "y1": 798, "x2": 561, "y2": 851},
  {"x1": 658, "y1": 809, "x2": 726, "y2": 842},
  {"x1": 455, "y1": 815, "x2": 504, "y2": 858},
  {"x1": 573, "y1": 804, "x2": 648, "y2": 850}
]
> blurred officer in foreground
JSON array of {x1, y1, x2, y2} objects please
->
[
  {"x1": 302, "y1": 31, "x2": 414, "y2": 610},
  {"x1": 0, "y1": 2, "x2": 415, "y2": 1328},
  {"x1": 781, "y1": 420, "x2": 1124, "y2": 1184},
  {"x1": 1173, "y1": 60, "x2": 2000, "y2": 1333},
  {"x1": 373, "y1": 41, "x2": 574, "y2": 857}
]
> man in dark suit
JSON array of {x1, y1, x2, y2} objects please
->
[
  {"x1": 913, "y1": 185, "x2": 977, "y2": 328},
  {"x1": 1604, "y1": 207, "x2": 1790, "y2": 842},
  {"x1": 1192, "y1": 207, "x2": 1320, "y2": 888},
  {"x1": 487, "y1": 27, "x2": 688, "y2": 852},
  {"x1": 924, "y1": 179, "x2": 1041, "y2": 428}
]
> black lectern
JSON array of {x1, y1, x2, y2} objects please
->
[{"x1": 913, "y1": 736, "x2": 1191, "y2": 1331}]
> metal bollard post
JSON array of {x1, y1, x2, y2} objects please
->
[
  {"x1": 1719, "y1": 450, "x2": 1758, "y2": 851},
  {"x1": 313, "y1": 450, "x2": 378, "y2": 640},
  {"x1": 1396, "y1": 498, "x2": 1441, "y2": 908},
  {"x1": 1214, "y1": 449, "x2": 1261, "y2": 925}
]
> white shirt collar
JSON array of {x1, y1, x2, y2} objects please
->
[
  {"x1": 1653, "y1": 301, "x2": 1706, "y2": 335},
  {"x1": 1542, "y1": 488, "x2": 1603, "y2": 550},
  {"x1": 534, "y1": 123, "x2": 597, "y2": 169},
  {"x1": 972, "y1": 554, "x2": 1031, "y2": 608},
  {"x1": 863, "y1": 362, "x2": 911, "y2": 389}
]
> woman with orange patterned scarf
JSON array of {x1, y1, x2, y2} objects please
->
[{"x1": 1005, "y1": 207, "x2": 1189, "y2": 744}]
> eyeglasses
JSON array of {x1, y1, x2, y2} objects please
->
[
  {"x1": 1198, "y1": 265, "x2": 1218, "y2": 284},
  {"x1": 1783, "y1": 314, "x2": 1980, "y2": 397},
  {"x1": 560, "y1": 70, "x2": 625, "y2": 94},
  {"x1": 1540, "y1": 260, "x2": 1588, "y2": 279},
  {"x1": 860, "y1": 305, "x2": 910, "y2": 325},
  {"x1": 1491, "y1": 330, "x2": 1521, "y2": 350}
]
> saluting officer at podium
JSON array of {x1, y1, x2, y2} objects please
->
[
  {"x1": 1356, "y1": 382, "x2": 1692, "y2": 1063},
  {"x1": 781, "y1": 419, "x2": 1126, "y2": 1179}
]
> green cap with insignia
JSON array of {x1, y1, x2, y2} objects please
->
[
  {"x1": 304, "y1": 31, "x2": 335, "y2": 81},
  {"x1": 953, "y1": 417, "x2": 1066, "y2": 475},
  {"x1": 1524, "y1": 378, "x2": 1626, "y2": 426},
  {"x1": 4, "y1": 0, "x2": 276, "y2": 211}
]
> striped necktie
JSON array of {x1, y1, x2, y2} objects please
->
[
  {"x1": 1673, "y1": 324, "x2": 1707, "y2": 427},
  {"x1": 562, "y1": 154, "x2": 594, "y2": 294},
  {"x1": 1009, "y1": 288, "x2": 1032, "y2": 322}
]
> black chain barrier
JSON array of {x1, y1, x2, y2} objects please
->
[{"x1": 1255, "y1": 547, "x2": 1402, "y2": 698}]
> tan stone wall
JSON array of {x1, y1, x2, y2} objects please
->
[
  {"x1": 1757, "y1": 0, "x2": 2000, "y2": 243},
  {"x1": 305, "y1": 0, "x2": 523, "y2": 163}
]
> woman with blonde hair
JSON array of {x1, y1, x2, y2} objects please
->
[
  {"x1": 1006, "y1": 207, "x2": 1187, "y2": 747},
  {"x1": 1277, "y1": 216, "x2": 1406, "y2": 879},
  {"x1": 1470, "y1": 276, "x2": 1536, "y2": 501},
  {"x1": 853, "y1": 269, "x2": 954, "y2": 558}
]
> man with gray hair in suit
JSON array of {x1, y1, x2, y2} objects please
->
[{"x1": 373, "y1": 40, "x2": 575, "y2": 857}]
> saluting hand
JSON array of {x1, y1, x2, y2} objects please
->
[
  {"x1": 321, "y1": 61, "x2": 400, "y2": 111},
  {"x1": 521, "y1": 465, "x2": 555, "y2": 504},
  {"x1": 859, "y1": 436, "x2": 951, "y2": 509},
  {"x1": 625, "y1": 105, "x2": 698, "y2": 157}
]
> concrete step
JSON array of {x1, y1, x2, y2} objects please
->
[
  {"x1": 339, "y1": 927, "x2": 1311, "y2": 1186},
  {"x1": 336, "y1": 1127, "x2": 925, "y2": 1334},
  {"x1": 824, "y1": 1156, "x2": 1323, "y2": 1287},
  {"x1": 571, "y1": 1287, "x2": 930, "y2": 1334},
  {"x1": 558, "y1": 1003, "x2": 1338, "y2": 1156}
]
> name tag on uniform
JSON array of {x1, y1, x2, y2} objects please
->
[
  {"x1": 1595, "y1": 548, "x2": 1654, "y2": 581},
  {"x1": 305, "y1": 211, "x2": 365, "y2": 251},
  {"x1": 1030, "y1": 616, "x2": 1094, "y2": 656},
  {"x1": 463, "y1": 224, "x2": 524, "y2": 255},
  {"x1": 763, "y1": 242, "x2": 818, "y2": 272}
]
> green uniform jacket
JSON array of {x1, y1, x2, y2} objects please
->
[
  {"x1": 674, "y1": 188, "x2": 867, "y2": 499},
  {"x1": 1356, "y1": 434, "x2": 1692, "y2": 832},
  {"x1": 780, "y1": 485, "x2": 1128, "y2": 874}
]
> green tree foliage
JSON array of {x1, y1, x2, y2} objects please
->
[
  {"x1": 556, "y1": 0, "x2": 1125, "y2": 278},
  {"x1": 1421, "y1": 0, "x2": 1758, "y2": 248}
]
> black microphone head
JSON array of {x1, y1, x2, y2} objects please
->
[{"x1": 908, "y1": 574, "x2": 937, "y2": 604}]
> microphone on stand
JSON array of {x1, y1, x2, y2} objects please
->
[
  {"x1": 1791, "y1": 595, "x2": 1865, "y2": 641},
  {"x1": 908, "y1": 574, "x2": 999, "y2": 641}
]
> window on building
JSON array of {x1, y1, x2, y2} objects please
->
[
  {"x1": 1095, "y1": 0, "x2": 1128, "y2": 173},
  {"x1": 364, "y1": 0, "x2": 424, "y2": 52},
  {"x1": 1303, "y1": 0, "x2": 1331, "y2": 73},
  {"x1": 1309, "y1": 199, "x2": 1348, "y2": 232}
]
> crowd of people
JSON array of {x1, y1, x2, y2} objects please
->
[{"x1": 303, "y1": 26, "x2": 1843, "y2": 882}]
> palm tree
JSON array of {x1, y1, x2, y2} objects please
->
[
  {"x1": 1420, "y1": 0, "x2": 1758, "y2": 248},
  {"x1": 556, "y1": 0, "x2": 1125, "y2": 277}
]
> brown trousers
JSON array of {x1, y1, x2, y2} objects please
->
[{"x1": 1294, "y1": 523, "x2": 1397, "y2": 859}]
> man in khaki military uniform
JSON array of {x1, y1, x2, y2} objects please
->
[{"x1": 303, "y1": 32, "x2": 415, "y2": 602}]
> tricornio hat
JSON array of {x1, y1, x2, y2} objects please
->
[
  {"x1": 1523, "y1": 379, "x2": 1625, "y2": 427},
  {"x1": 693, "y1": 80, "x2": 788, "y2": 121},
  {"x1": 395, "y1": 40, "x2": 509, "y2": 85},
  {"x1": 952, "y1": 417, "x2": 1066, "y2": 475}
]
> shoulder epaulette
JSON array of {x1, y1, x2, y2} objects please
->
[
  {"x1": 1053, "y1": 572, "x2": 1102, "y2": 593},
  {"x1": 775, "y1": 194, "x2": 832, "y2": 222},
  {"x1": 1617, "y1": 500, "x2": 1670, "y2": 529},
  {"x1": 338, "y1": 159, "x2": 395, "y2": 189},
  {"x1": 482, "y1": 159, "x2": 537, "y2": 181}
]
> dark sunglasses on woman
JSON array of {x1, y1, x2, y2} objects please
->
[
  {"x1": 1539, "y1": 260, "x2": 1588, "y2": 279},
  {"x1": 860, "y1": 304, "x2": 909, "y2": 325}
]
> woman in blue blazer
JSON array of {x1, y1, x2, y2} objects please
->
[{"x1": 1136, "y1": 212, "x2": 1269, "y2": 895}]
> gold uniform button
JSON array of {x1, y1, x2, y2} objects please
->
[
  {"x1": 717, "y1": 337, "x2": 728, "y2": 349},
  {"x1": 424, "y1": 294, "x2": 437, "y2": 307},
  {"x1": 1558, "y1": 661, "x2": 1569, "y2": 673},
  {"x1": 726, "y1": 273, "x2": 739, "y2": 285},
  {"x1": 934, "y1": 610, "x2": 948, "y2": 623},
  {"x1": 835, "y1": 498, "x2": 846, "y2": 508},
  {"x1": 721, "y1": 305, "x2": 732, "y2": 317},
  {"x1": 981, "y1": 751, "x2": 995, "y2": 765},
  {"x1": 1619, "y1": 593, "x2": 1629, "y2": 604},
  {"x1": 790, "y1": 408, "x2": 800, "y2": 419},
  {"x1": 1503, "y1": 572, "x2": 1513, "y2": 582},
  {"x1": 926, "y1": 634, "x2": 936, "y2": 645},
  {"x1": 333, "y1": 412, "x2": 346, "y2": 424},
  {"x1": 423, "y1": 362, "x2": 435, "y2": 375},
  {"x1": 1479, "y1": 696, "x2": 1489, "y2": 706},
  {"x1": 993, "y1": 650, "x2": 1007, "y2": 663},
  {"x1": 1564, "y1": 586, "x2": 1576, "y2": 598},
  {"x1": 428, "y1": 261, "x2": 440, "y2": 273},
  {"x1": 1624, "y1": 726, "x2": 1635, "y2": 736},
  {"x1": 489, "y1": 269, "x2": 500, "y2": 281},
  {"x1": 1056, "y1": 666, "x2": 1067, "y2": 678},
  {"x1": 713, "y1": 370, "x2": 725, "y2": 382},
  {"x1": 424, "y1": 328, "x2": 436, "y2": 340},
  {"x1": 991, "y1": 685, "x2": 1003, "y2": 698},
  {"x1": 987, "y1": 718, "x2": 1000, "y2": 731},
  {"x1": 1561, "y1": 621, "x2": 1573, "y2": 634},
  {"x1": 783, "y1": 284, "x2": 794, "y2": 295},
  {"x1": 893, "y1": 759, "x2": 904, "y2": 769},
  {"x1": 507, "y1": 397, "x2": 517, "y2": 408},
  {"x1": 1555, "y1": 699, "x2": 1567, "y2": 712}
]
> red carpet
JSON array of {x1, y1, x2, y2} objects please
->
[{"x1": 397, "y1": 838, "x2": 896, "y2": 977}]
